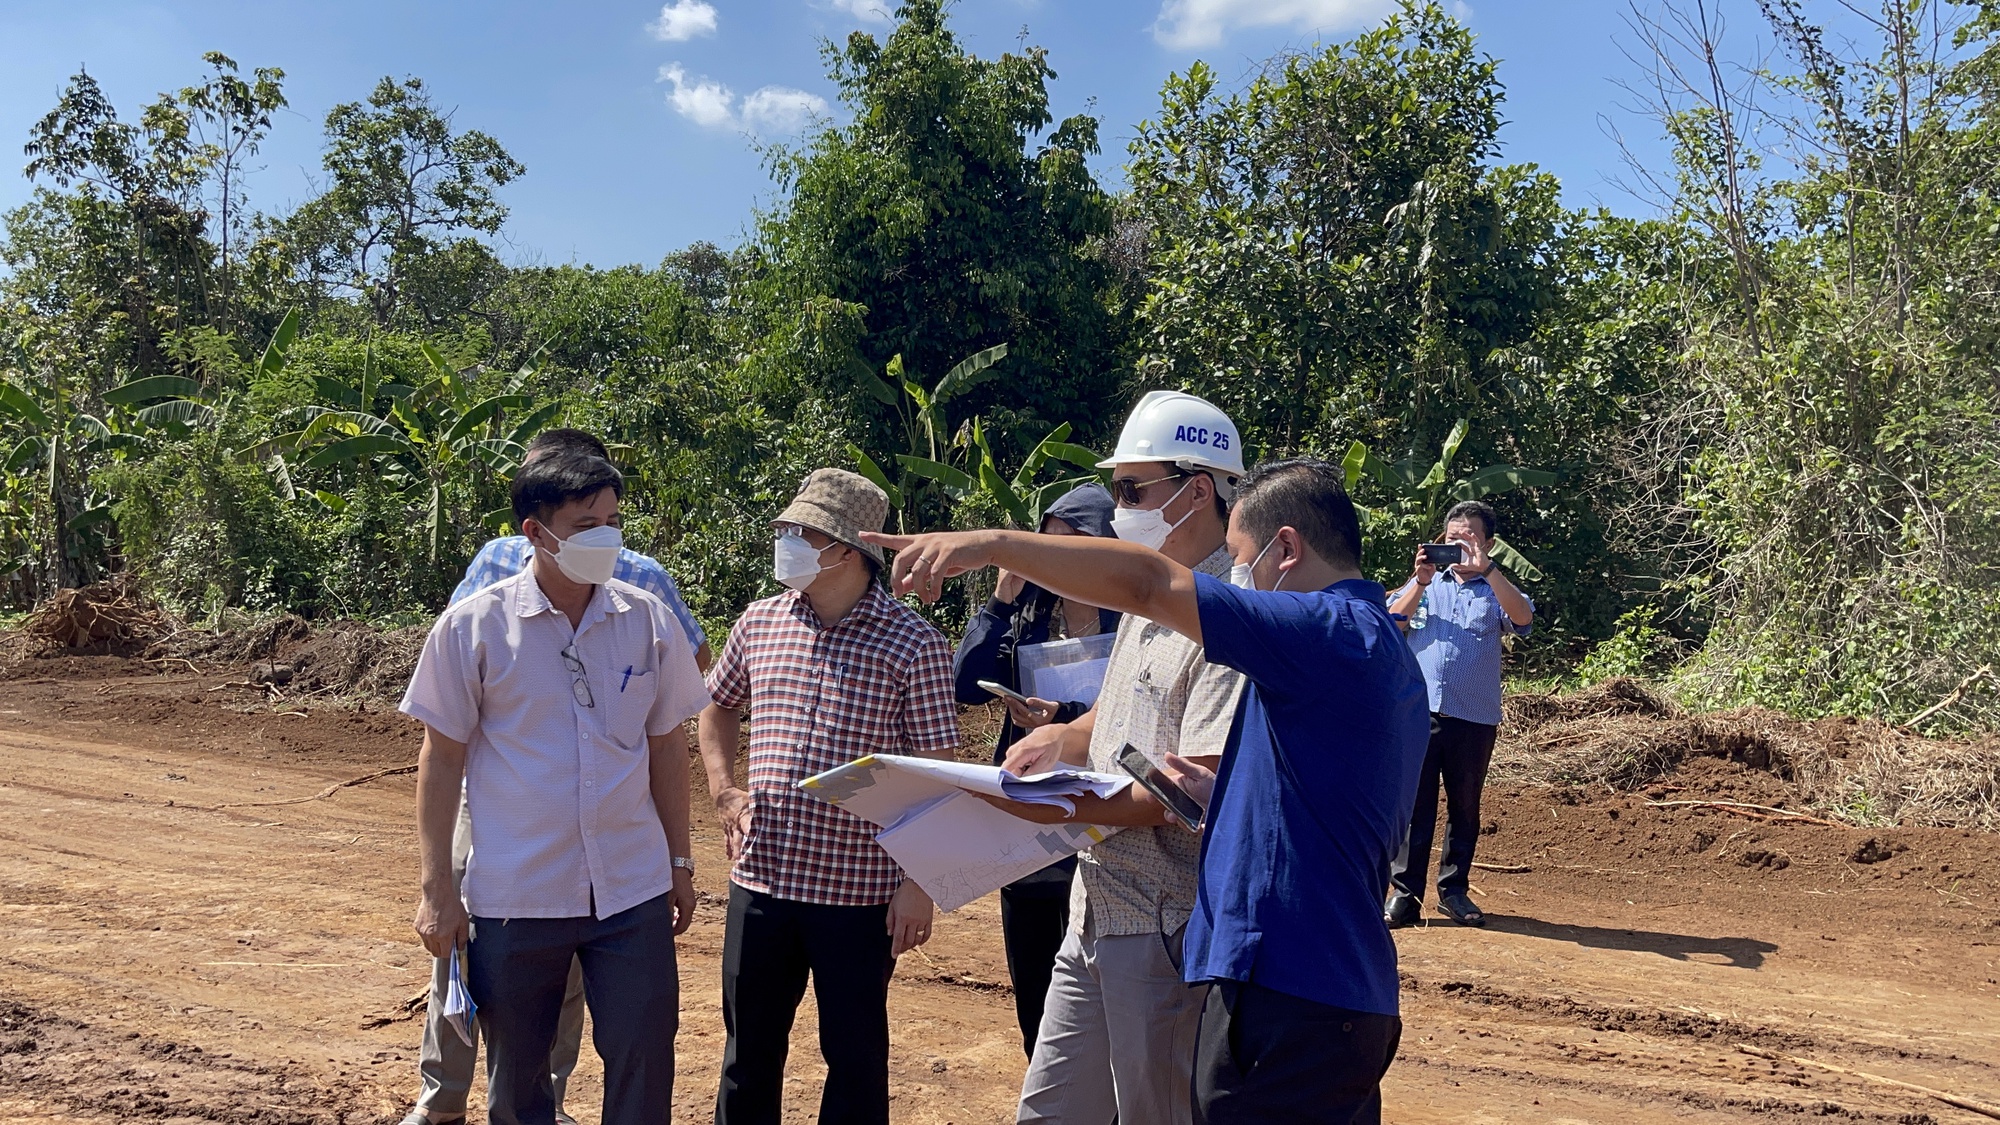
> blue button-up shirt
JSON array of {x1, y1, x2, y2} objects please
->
[
  {"x1": 1184, "y1": 574, "x2": 1431, "y2": 1016},
  {"x1": 1397, "y1": 571, "x2": 1532, "y2": 726},
  {"x1": 451, "y1": 535, "x2": 706, "y2": 650}
]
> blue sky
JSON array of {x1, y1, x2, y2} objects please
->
[{"x1": 1, "y1": 0, "x2": 1682, "y2": 269}]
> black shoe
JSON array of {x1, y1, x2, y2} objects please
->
[
  {"x1": 1438, "y1": 891, "x2": 1487, "y2": 926},
  {"x1": 1384, "y1": 893, "x2": 1421, "y2": 928}
]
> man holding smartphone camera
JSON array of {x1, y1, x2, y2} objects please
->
[{"x1": 1383, "y1": 500, "x2": 1535, "y2": 928}]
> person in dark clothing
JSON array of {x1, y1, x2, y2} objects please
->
[{"x1": 951, "y1": 482, "x2": 1120, "y2": 1055}]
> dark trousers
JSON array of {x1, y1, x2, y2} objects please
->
[
  {"x1": 999, "y1": 876, "x2": 1072, "y2": 1056},
  {"x1": 716, "y1": 883, "x2": 895, "y2": 1125},
  {"x1": 1390, "y1": 713, "x2": 1499, "y2": 900},
  {"x1": 467, "y1": 893, "x2": 679, "y2": 1125},
  {"x1": 1193, "y1": 980, "x2": 1401, "y2": 1125}
]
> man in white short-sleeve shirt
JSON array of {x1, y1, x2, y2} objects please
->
[{"x1": 402, "y1": 450, "x2": 709, "y2": 1125}]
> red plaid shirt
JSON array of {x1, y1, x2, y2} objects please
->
[{"x1": 707, "y1": 584, "x2": 961, "y2": 905}]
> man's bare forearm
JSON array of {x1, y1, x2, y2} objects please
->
[
  {"x1": 1059, "y1": 709, "x2": 1097, "y2": 766},
  {"x1": 416, "y1": 727, "x2": 468, "y2": 897},
  {"x1": 1388, "y1": 577, "x2": 1425, "y2": 621},
  {"x1": 983, "y1": 533, "x2": 1199, "y2": 639},
  {"x1": 649, "y1": 728, "x2": 695, "y2": 859},
  {"x1": 870, "y1": 529, "x2": 1205, "y2": 641},
  {"x1": 696, "y1": 704, "x2": 743, "y2": 799},
  {"x1": 1486, "y1": 568, "x2": 1534, "y2": 626}
]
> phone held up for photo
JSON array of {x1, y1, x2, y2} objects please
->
[
  {"x1": 976, "y1": 679, "x2": 1032, "y2": 706},
  {"x1": 1421, "y1": 542, "x2": 1464, "y2": 567},
  {"x1": 1117, "y1": 744, "x2": 1206, "y2": 832}
]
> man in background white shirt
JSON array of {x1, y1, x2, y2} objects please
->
[{"x1": 402, "y1": 450, "x2": 709, "y2": 1125}]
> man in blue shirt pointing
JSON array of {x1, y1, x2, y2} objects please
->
[{"x1": 865, "y1": 459, "x2": 1431, "y2": 1125}]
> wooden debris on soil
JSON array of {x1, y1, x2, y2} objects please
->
[
  {"x1": 23, "y1": 575, "x2": 168, "y2": 653},
  {"x1": 1735, "y1": 1044, "x2": 2000, "y2": 1120}
]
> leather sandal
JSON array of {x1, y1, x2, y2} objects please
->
[
  {"x1": 1438, "y1": 891, "x2": 1486, "y2": 926},
  {"x1": 1383, "y1": 893, "x2": 1421, "y2": 928}
]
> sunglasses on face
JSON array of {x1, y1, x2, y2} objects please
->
[{"x1": 1111, "y1": 473, "x2": 1189, "y2": 507}]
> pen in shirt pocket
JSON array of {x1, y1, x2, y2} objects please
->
[{"x1": 620, "y1": 664, "x2": 653, "y2": 692}]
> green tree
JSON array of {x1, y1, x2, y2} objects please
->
[
  {"x1": 176, "y1": 52, "x2": 286, "y2": 335},
  {"x1": 16, "y1": 68, "x2": 216, "y2": 378},
  {"x1": 1627, "y1": 0, "x2": 2000, "y2": 728},
  {"x1": 1125, "y1": 0, "x2": 1559, "y2": 462},
  {"x1": 284, "y1": 77, "x2": 523, "y2": 329},
  {"x1": 749, "y1": 0, "x2": 1126, "y2": 460}
]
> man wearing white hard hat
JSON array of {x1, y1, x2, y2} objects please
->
[{"x1": 991, "y1": 391, "x2": 1248, "y2": 1125}]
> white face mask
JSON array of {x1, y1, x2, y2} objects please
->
[
  {"x1": 546, "y1": 524, "x2": 622, "y2": 586},
  {"x1": 1109, "y1": 478, "x2": 1195, "y2": 552},
  {"x1": 1228, "y1": 534, "x2": 1284, "y2": 591},
  {"x1": 774, "y1": 532, "x2": 841, "y2": 592}
]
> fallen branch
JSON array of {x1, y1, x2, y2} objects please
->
[
  {"x1": 1907, "y1": 665, "x2": 1993, "y2": 730},
  {"x1": 207, "y1": 764, "x2": 417, "y2": 810},
  {"x1": 1734, "y1": 1044, "x2": 2000, "y2": 1120},
  {"x1": 360, "y1": 984, "x2": 431, "y2": 1030},
  {"x1": 1471, "y1": 861, "x2": 1532, "y2": 873},
  {"x1": 1645, "y1": 799, "x2": 1841, "y2": 827}
]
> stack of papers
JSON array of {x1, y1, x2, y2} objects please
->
[
  {"x1": 799, "y1": 756, "x2": 1132, "y2": 911},
  {"x1": 443, "y1": 950, "x2": 477, "y2": 1046}
]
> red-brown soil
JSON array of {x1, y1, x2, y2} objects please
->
[{"x1": 1, "y1": 658, "x2": 1996, "y2": 1123}]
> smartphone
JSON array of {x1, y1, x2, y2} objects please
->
[
  {"x1": 1117, "y1": 745, "x2": 1206, "y2": 832},
  {"x1": 977, "y1": 679, "x2": 1032, "y2": 706},
  {"x1": 1421, "y1": 542, "x2": 1464, "y2": 566}
]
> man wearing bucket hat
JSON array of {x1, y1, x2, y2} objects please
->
[
  {"x1": 697, "y1": 468, "x2": 963, "y2": 1125},
  {"x1": 982, "y1": 391, "x2": 1248, "y2": 1125}
]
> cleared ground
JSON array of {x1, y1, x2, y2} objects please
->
[{"x1": 1, "y1": 662, "x2": 1996, "y2": 1123}]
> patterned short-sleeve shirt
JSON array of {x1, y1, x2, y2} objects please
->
[
  {"x1": 706, "y1": 584, "x2": 962, "y2": 906},
  {"x1": 1074, "y1": 543, "x2": 1246, "y2": 937}
]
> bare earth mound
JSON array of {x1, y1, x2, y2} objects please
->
[{"x1": 1496, "y1": 677, "x2": 2000, "y2": 830}]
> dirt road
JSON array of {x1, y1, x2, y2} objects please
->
[{"x1": 2, "y1": 663, "x2": 1997, "y2": 1124}]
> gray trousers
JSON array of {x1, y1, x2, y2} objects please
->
[
  {"x1": 1016, "y1": 913, "x2": 1208, "y2": 1124},
  {"x1": 414, "y1": 796, "x2": 587, "y2": 1118},
  {"x1": 470, "y1": 893, "x2": 680, "y2": 1125}
]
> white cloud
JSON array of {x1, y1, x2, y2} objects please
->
[
  {"x1": 741, "y1": 86, "x2": 830, "y2": 133},
  {"x1": 1153, "y1": 0, "x2": 1393, "y2": 50},
  {"x1": 827, "y1": 0, "x2": 894, "y2": 24},
  {"x1": 658, "y1": 64, "x2": 737, "y2": 128},
  {"x1": 649, "y1": 0, "x2": 719, "y2": 41},
  {"x1": 658, "y1": 64, "x2": 828, "y2": 134}
]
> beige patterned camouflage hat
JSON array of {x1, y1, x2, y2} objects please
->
[{"x1": 774, "y1": 468, "x2": 889, "y2": 566}]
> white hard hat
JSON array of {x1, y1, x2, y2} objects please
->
[{"x1": 1097, "y1": 390, "x2": 1246, "y2": 501}]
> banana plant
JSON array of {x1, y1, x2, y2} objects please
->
[
  {"x1": 1340, "y1": 418, "x2": 1555, "y2": 579},
  {"x1": 0, "y1": 364, "x2": 133, "y2": 585},
  {"x1": 893, "y1": 419, "x2": 1103, "y2": 529},
  {"x1": 260, "y1": 339, "x2": 558, "y2": 561},
  {"x1": 847, "y1": 344, "x2": 1012, "y2": 531}
]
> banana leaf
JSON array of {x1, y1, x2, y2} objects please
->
[
  {"x1": 258, "y1": 308, "x2": 299, "y2": 376},
  {"x1": 848, "y1": 444, "x2": 905, "y2": 509},
  {"x1": 897, "y1": 455, "x2": 977, "y2": 502},
  {"x1": 105, "y1": 375, "x2": 206, "y2": 405},
  {"x1": 302, "y1": 433, "x2": 407, "y2": 470},
  {"x1": 931, "y1": 344, "x2": 1009, "y2": 403},
  {"x1": 0, "y1": 379, "x2": 50, "y2": 429}
]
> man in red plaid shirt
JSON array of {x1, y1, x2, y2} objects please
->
[{"x1": 698, "y1": 468, "x2": 962, "y2": 1125}]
